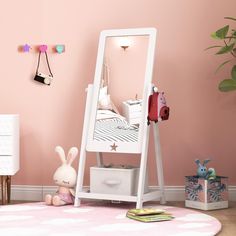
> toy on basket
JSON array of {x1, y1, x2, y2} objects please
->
[
  {"x1": 195, "y1": 159, "x2": 216, "y2": 180},
  {"x1": 45, "y1": 146, "x2": 78, "y2": 206},
  {"x1": 185, "y1": 159, "x2": 228, "y2": 210},
  {"x1": 147, "y1": 87, "x2": 169, "y2": 125}
]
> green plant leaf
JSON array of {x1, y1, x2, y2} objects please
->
[
  {"x1": 219, "y1": 79, "x2": 236, "y2": 92},
  {"x1": 216, "y1": 43, "x2": 235, "y2": 54},
  {"x1": 224, "y1": 16, "x2": 236, "y2": 21},
  {"x1": 204, "y1": 45, "x2": 222, "y2": 50},
  {"x1": 211, "y1": 32, "x2": 218, "y2": 39},
  {"x1": 231, "y1": 65, "x2": 236, "y2": 80},
  {"x1": 215, "y1": 60, "x2": 232, "y2": 73},
  {"x1": 212, "y1": 25, "x2": 229, "y2": 39}
]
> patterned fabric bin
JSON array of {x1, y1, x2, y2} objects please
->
[{"x1": 185, "y1": 176, "x2": 228, "y2": 210}]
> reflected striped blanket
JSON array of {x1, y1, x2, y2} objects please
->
[{"x1": 94, "y1": 117, "x2": 139, "y2": 142}]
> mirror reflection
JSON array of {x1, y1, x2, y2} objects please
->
[{"x1": 93, "y1": 35, "x2": 149, "y2": 142}]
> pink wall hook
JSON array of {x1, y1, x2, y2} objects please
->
[{"x1": 39, "y1": 45, "x2": 48, "y2": 53}]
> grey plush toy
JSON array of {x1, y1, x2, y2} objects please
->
[{"x1": 195, "y1": 159, "x2": 216, "y2": 179}]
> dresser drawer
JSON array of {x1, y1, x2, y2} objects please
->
[
  {"x1": 0, "y1": 155, "x2": 14, "y2": 175},
  {"x1": 0, "y1": 115, "x2": 18, "y2": 135},
  {"x1": 122, "y1": 100, "x2": 142, "y2": 113},
  {"x1": 0, "y1": 136, "x2": 14, "y2": 155},
  {"x1": 122, "y1": 100, "x2": 142, "y2": 125},
  {"x1": 127, "y1": 111, "x2": 142, "y2": 119}
]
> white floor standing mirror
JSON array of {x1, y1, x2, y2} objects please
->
[{"x1": 75, "y1": 28, "x2": 166, "y2": 208}]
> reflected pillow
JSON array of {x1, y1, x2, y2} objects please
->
[
  {"x1": 99, "y1": 94, "x2": 113, "y2": 110},
  {"x1": 99, "y1": 86, "x2": 108, "y2": 101},
  {"x1": 98, "y1": 86, "x2": 113, "y2": 110}
]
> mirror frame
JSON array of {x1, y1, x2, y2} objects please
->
[{"x1": 86, "y1": 28, "x2": 157, "y2": 154}]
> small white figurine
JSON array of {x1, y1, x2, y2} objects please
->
[{"x1": 45, "y1": 146, "x2": 78, "y2": 206}]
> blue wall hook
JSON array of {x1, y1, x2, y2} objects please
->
[{"x1": 55, "y1": 45, "x2": 65, "y2": 54}]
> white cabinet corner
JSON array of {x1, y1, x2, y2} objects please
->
[{"x1": 0, "y1": 114, "x2": 19, "y2": 175}]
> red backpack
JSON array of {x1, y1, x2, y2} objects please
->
[{"x1": 147, "y1": 91, "x2": 170, "y2": 125}]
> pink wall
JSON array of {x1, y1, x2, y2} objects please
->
[{"x1": 1, "y1": 0, "x2": 236, "y2": 187}]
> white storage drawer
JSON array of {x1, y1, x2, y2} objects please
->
[
  {"x1": 90, "y1": 166, "x2": 148, "y2": 196},
  {"x1": 0, "y1": 136, "x2": 14, "y2": 155}
]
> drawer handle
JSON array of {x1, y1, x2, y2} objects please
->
[{"x1": 103, "y1": 180, "x2": 121, "y2": 186}]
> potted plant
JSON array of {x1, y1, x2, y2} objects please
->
[{"x1": 206, "y1": 17, "x2": 236, "y2": 92}]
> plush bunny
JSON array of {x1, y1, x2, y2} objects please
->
[
  {"x1": 45, "y1": 146, "x2": 78, "y2": 206},
  {"x1": 195, "y1": 159, "x2": 216, "y2": 180},
  {"x1": 195, "y1": 159, "x2": 210, "y2": 178}
]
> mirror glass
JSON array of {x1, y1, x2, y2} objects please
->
[{"x1": 93, "y1": 35, "x2": 149, "y2": 143}]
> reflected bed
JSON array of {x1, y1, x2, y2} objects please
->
[{"x1": 94, "y1": 110, "x2": 139, "y2": 142}]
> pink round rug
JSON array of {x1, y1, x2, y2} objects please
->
[{"x1": 0, "y1": 202, "x2": 221, "y2": 236}]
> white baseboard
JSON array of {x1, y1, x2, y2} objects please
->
[
  {"x1": 1, "y1": 185, "x2": 235, "y2": 202},
  {"x1": 9, "y1": 185, "x2": 58, "y2": 201}
]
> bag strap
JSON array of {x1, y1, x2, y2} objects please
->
[{"x1": 36, "y1": 52, "x2": 53, "y2": 77}]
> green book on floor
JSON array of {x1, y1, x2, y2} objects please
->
[{"x1": 126, "y1": 208, "x2": 174, "y2": 223}]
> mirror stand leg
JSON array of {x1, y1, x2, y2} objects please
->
[
  {"x1": 96, "y1": 152, "x2": 104, "y2": 167},
  {"x1": 74, "y1": 145, "x2": 87, "y2": 207},
  {"x1": 153, "y1": 123, "x2": 166, "y2": 204},
  {"x1": 136, "y1": 125, "x2": 150, "y2": 209},
  {"x1": 75, "y1": 84, "x2": 94, "y2": 207},
  {"x1": 74, "y1": 196, "x2": 81, "y2": 207}
]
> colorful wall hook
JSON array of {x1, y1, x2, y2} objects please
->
[
  {"x1": 55, "y1": 45, "x2": 65, "y2": 54},
  {"x1": 23, "y1": 44, "x2": 31, "y2": 52},
  {"x1": 39, "y1": 45, "x2": 48, "y2": 53}
]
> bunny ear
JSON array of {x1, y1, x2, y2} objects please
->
[
  {"x1": 67, "y1": 147, "x2": 78, "y2": 165},
  {"x1": 203, "y1": 159, "x2": 210, "y2": 166},
  {"x1": 55, "y1": 146, "x2": 66, "y2": 164},
  {"x1": 195, "y1": 159, "x2": 201, "y2": 166}
]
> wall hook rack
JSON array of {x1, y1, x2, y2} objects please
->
[{"x1": 19, "y1": 44, "x2": 65, "y2": 54}]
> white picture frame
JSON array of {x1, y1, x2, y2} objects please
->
[{"x1": 86, "y1": 28, "x2": 157, "y2": 154}]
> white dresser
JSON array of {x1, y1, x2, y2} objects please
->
[
  {"x1": 0, "y1": 114, "x2": 19, "y2": 204},
  {"x1": 122, "y1": 99, "x2": 142, "y2": 125}
]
